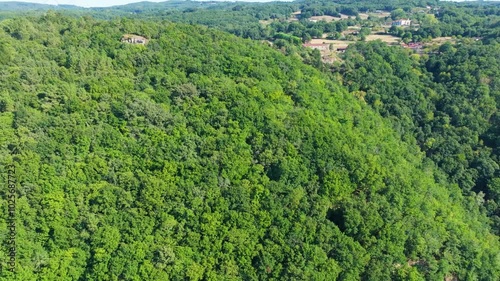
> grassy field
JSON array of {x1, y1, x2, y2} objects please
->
[
  {"x1": 431, "y1": 37, "x2": 454, "y2": 43},
  {"x1": 311, "y1": 34, "x2": 398, "y2": 47},
  {"x1": 310, "y1": 14, "x2": 351, "y2": 22},
  {"x1": 358, "y1": 12, "x2": 391, "y2": 19},
  {"x1": 371, "y1": 12, "x2": 391, "y2": 18},
  {"x1": 366, "y1": 34, "x2": 400, "y2": 44},
  {"x1": 259, "y1": 19, "x2": 274, "y2": 26},
  {"x1": 358, "y1": 13, "x2": 369, "y2": 20},
  {"x1": 310, "y1": 38, "x2": 354, "y2": 48}
]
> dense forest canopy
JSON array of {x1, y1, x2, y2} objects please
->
[
  {"x1": 0, "y1": 12, "x2": 497, "y2": 280},
  {"x1": 0, "y1": 0, "x2": 499, "y2": 280},
  {"x1": 339, "y1": 40, "x2": 500, "y2": 233}
]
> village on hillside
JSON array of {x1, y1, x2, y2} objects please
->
[{"x1": 276, "y1": 6, "x2": 456, "y2": 63}]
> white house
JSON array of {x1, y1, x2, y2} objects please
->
[{"x1": 392, "y1": 19, "x2": 411, "y2": 26}]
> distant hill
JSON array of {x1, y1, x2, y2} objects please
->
[
  {"x1": 0, "y1": 0, "x2": 225, "y2": 11},
  {"x1": 0, "y1": 1, "x2": 81, "y2": 10},
  {"x1": 0, "y1": 0, "x2": 228, "y2": 20},
  {"x1": 97, "y1": 0, "x2": 227, "y2": 13}
]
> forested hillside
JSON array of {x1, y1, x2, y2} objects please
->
[
  {"x1": 0, "y1": 13, "x2": 498, "y2": 280},
  {"x1": 339, "y1": 40, "x2": 500, "y2": 234}
]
